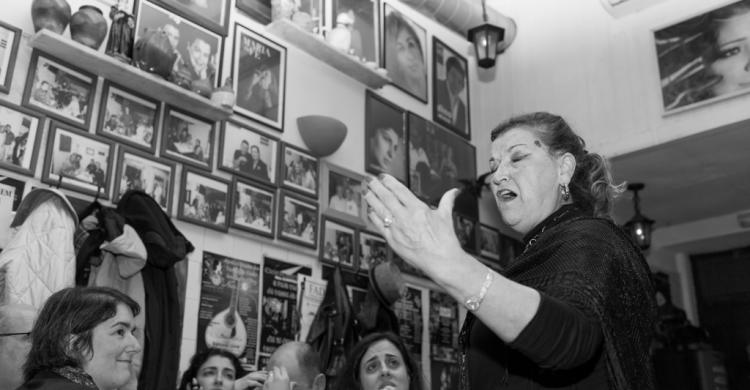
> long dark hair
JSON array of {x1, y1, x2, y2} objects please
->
[
  {"x1": 334, "y1": 332, "x2": 423, "y2": 390},
  {"x1": 178, "y1": 348, "x2": 244, "y2": 390},
  {"x1": 23, "y1": 287, "x2": 140, "y2": 381}
]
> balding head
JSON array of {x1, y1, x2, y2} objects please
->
[
  {"x1": 0, "y1": 304, "x2": 37, "y2": 390},
  {"x1": 268, "y1": 342, "x2": 325, "y2": 390}
]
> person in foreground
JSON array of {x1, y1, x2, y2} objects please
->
[
  {"x1": 178, "y1": 348, "x2": 268, "y2": 390},
  {"x1": 363, "y1": 112, "x2": 656, "y2": 389},
  {"x1": 0, "y1": 304, "x2": 37, "y2": 390},
  {"x1": 18, "y1": 287, "x2": 142, "y2": 390},
  {"x1": 334, "y1": 332, "x2": 423, "y2": 390}
]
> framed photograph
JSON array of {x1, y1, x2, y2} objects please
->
[
  {"x1": 233, "y1": 23, "x2": 287, "y2": 130},
  {"x1": 22, "y1": 50, "x2": 96, "y2": 129},
  {"x1": 277, "y1": 190, "x2": 319, "y2": 249},
  {"x1": 432, "y1": 37, "x2": 470, "y2": 139},
  {"x1": 0, "y1": 100, "x2": 44, "y2": 176},
  {"x1": 321, "y1": 162, "x2": 366, "y2": 227},
  {"x1": 320, "y1": 216, "x2": 358, "y2": 269},
  {"x1": 236, "y1": 0, "x2": 271, "y2": 25},
  {"x1": 42, "y1": 121, "x2": 114, "y2": 198},
  {"x1": 382, "y1": 3, "x2": 428, "y2": 102},
  {"x1": 408, "y1": 113, "x2": 476, "y2": 204},
  {"x1": 332, "y1": 0, "x2": 378, "y2": 63},
  {"x1": 218, "y1": 120, "x2": 278, "y2": 185},
  {"x1": 453, "y1": 213, "x2": 477, "y2": 254},
  {"x1": 152, "y1": 0, "x2": 230, "y2": 35},
  {"x1": 477, "y1": 224, "x2": 501, "y2": 261},
  {"x1": 230, "y1": 177, "x2": 276, "y2": 238},
  {"x1": 178, "y1": 168, "x2": 230, "y2": 232},
  {"x1": 358, "y1": 230, "x2": 388, "y2": 273},
  {"x1": 365, "y1": 90, "x2": 407, "y2": 183},
  {"x1": 654, "y1": 1, "x2": 750, "y2": 114},
  {"x1": 113, "y1": 147, "x2": 176, "y2": 213},
  {"x1": 280, "y1": 143, "x2": 319, "y2": 198},
  {"x1": 0, "y1": 176, "x2": 27, "y2": 212},
  {"x1": 160, "y1": 105, "x2": 215, "y2": 171},
  {"x1": 97, "y1": 81, "x2": 160, "y2": 153},
  {"x1": 135, "y1": 1, "x2": 222, "y2": 91},
  {"x1": 0, "y1": 20, "x2": 22, "y2": 94}
]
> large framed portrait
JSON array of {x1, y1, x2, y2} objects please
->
[
  {"x1": 320, "y1": 216, "x2": 358, "y2": 269},
  {"x1": 178, "y1": 168, "x2": 230, "y2": 232},
  {"x1": 0, "y1": 100, "x2": 44, "y2": 177},
  {"x1": 113, "y1": 147, "x2": 176, "y2": 213},
  {"x1": 218, "y1": 120, "x2": 278, "y2": 185},
  {"x1": 230, "y1": 177, "x2": 276, "y2": 238},
  {"x1": 277, "y1": 190, "x2": 319, "y2": 249},
  {"x1": 161, "y1": 105, "x2": 215, "y2": 170},
  {"x1": 382, "y1": 3, "x2": 428, "y2": 102},
  {"x1": 358, "y1": 230, "x2": 387, "y2": 273},
  {"x1": 236, "y1": 0, "x2": 271, "y2": 25},
  {"x1": 280, "y1": 143, "x2": 319, "y2": 198},
  {"x1": 364, "y1": 90, "x2": 407, "y2": 183},
  {"x1": 97, "y1": 81, "x2": 160, "y2": 153},
  {"x1": 135, "y1": 1, "x2": 222, "y2": 91},
  {"x1": 477, "y1": 224, "x2": 501, "y2": 261},
  {"x1": 42, "y1": 121, "x2": 114, "y2": 198},
  {"x1": 321, "y1": 162, "x2": 366, "y2": 227},
  {"x1": 22, "y1": 51, "x2": 96, "y2": 129},
  {"x1": 233, "y1": 23, "x2": 287, "y2": 130},
  {"x1": 432, "y1": 37, "x2": 470, "y2": 139},
  {"x1": 0, "y1": 20, "x2": 22, "y2": 94},
  {"x1": 453, "y1": 213, "x2": 476, "y2": 254},
  {"x1": 332, "y1": 0, "x2": 378, "y2": 63},
  {"x1": 408, "y1": 113, "x2": 476, "y2": 204},
  {"x1": 654, "y1": 1, "x2": 750, "y2": 114},
  {"x1": 152, "y1": 0, "x2": 230, "y2": 35}
]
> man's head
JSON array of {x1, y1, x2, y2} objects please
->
[
  {"x1": 445, "y1": 56, "x2": 465, "y2": 96},
  {"x1": 267, "y1": 342, "x2": 325, "y2": 390},
  {"x1": 188, "y1": 38, "x2": 211, "y2": 74},
  {"x1": 162, "y1": 24, "x2": 180, "y2": 50},
  {"x1": 240, "y1": 140, "x2": 249, "y2": 154},
  {"x1": 0, "y1": 304, "x2": 37, "y2": 390}
]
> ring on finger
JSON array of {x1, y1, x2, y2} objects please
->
[{"x1": 383, "y1": 215, "x2": 394, "y2": 228}]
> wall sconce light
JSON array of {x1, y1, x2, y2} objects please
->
[
  {"x1": 624, "y1": 183, "x2": 655, "y2": 251},
  {"x1": 467, "y1": 0, "x2": 505, "y2": 68}
]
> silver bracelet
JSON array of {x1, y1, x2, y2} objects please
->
[{"x1": 464, "y1": 267, "x2": 495, "y2": 312}]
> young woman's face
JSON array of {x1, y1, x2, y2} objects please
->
[
  {"x1": 370, "y1": 128, "x2": 400, "y2": 171},
  {"x1": 709, "y1": 11, "x2": 750, "y2": 95},
  {"x1": 358, "y1": 340, "x2": 410, "y2": 390},
  {"x1": 196, "y1": 355, "x2": 236, "y2": 390},
  {"x1": 81, "y1": 304, "x2": 141, "y2": 390}
]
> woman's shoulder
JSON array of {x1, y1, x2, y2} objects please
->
[{"x1": 18, "y1": 370, "x2": 94, "y2": 390}]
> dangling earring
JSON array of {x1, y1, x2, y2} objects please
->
[{"x1": 560, "y1": 184, "x2": 570, "y2": 201}]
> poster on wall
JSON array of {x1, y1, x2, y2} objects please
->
[
  {"x1": 297, "y1": 275, "x2": 327, "y2": 342},
  {"x1": 393, "y1": 284, "x2": 424, "y2": 361},
  {"x1": 429, "y1": 290, "x2": 459, "y2": 390},
  {"x1": 196, "y1": 251, "x2": 261, "y2": 369}
]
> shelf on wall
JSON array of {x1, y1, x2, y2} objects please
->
[
  {"x1": 267, "y1": 19, "x2": 390, "y2": 89},
  {"x1": 29, "y1": 30, "x2": 233, "y2": 122}
]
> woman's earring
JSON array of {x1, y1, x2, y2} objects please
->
[{"x1": 560, "y1": 184, "x2": 570, "y2": 201}]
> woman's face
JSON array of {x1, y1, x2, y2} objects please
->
[
  {"x1": 709, "y1": 11, "x2": 750, "y2": 95},
  {"x1": 370, "y1": 128, "x2": 400, "y2": 170},
  {"x1": 80, "y1": 304, "x2": 141, "y2": 390},
  {"x1": 395, "y1": 28, "x2": 424, "y2": 86},
  {"x1": 195, "y1": 355, "x2": 236, "y2": 390},
  {"x1": 359, "y1": 340, "x2": 410, "y2": 390},
  {"x1": 489, "y1": 127, "x2": 566, "y2": 235}
]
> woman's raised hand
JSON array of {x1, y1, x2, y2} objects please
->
[
  {"x1": 234, "y1": 370, "x2": 268, "y2": 389},
  {"x1": 262, "y1": 366, "x2": 291, "y2": 390}
]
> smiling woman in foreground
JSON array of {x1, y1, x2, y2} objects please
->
[{"x1": 364, "y1": 112, "x2": 656, "y2": 389}]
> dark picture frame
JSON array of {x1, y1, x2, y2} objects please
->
[
  {"x1": 321, "y1": 162, "x2": 366, "y2": 227},
  {"x1": 453, "y1": 213, "x2": 477, "y2": 254},
  {"x1": 97, "y1": 81, "x2": 161, "y2": 153},
  {"x1": 332, "y1": 0, "x2": 379, "y2": 63},
  {"x1": 152, "y1": 0, "x2": 230, "y2": 36},
  {"x1": 113, "y1": 147, "x2": 176, "y2": 213},
  {"x1": 320, "y1": 216, "x2": 358, "y2": 269},
  {"x1": 477, "y1": 223, "x2": 501, "y2": 261},
  {"x1": 22, "y1": 50, "x2": 96, "y2": 129},
  {"x1": 42, "y1": 121, "x2": 114, "y2": 199},
  {"x1": 233, "y1": 23, "x2": 287, "y2": 131},
  {"x1": 277, "y1": 190, "x2": 319, "y2": 249},
  {"x1": 358, "y1": 230, "x2": 387, "y2": 273},
  {"x1": 432, "y1": 37, "x2": 470, "y2": 139},
  {"x1": 0, "y1": 100, "x2": 45, "y2": 177},
  {"x1": 160, "y1": 105, "x2": 215, "y2": 171},
  {"x1": 230, "y1": 177, "x2": 276, "y2": 238},
  {"x1": 280, "y1": 142, "x2": 319, "y2": 198},
  {"x1": 236, "y1": 0, "x2": 271, "y2": 25},
  {"x1": 382, "y1": 2, "x2": 428, "y2": 102},
  {"x1": 218, "y1": 120, "x2": 278, "y2": 185},
  {"x1": 365, "y1": 90, "x2": 407, "y2": 183},
  {"x1": 0, "y1": 20, "x2": 22, "y2": 94},
  {"x1": 178, "y1": 168, "x2": 230, "y2": 232}
]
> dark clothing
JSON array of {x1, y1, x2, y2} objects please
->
[
  {"x1": 233, "y1": 150, "x2": 270, "y2": 181},
  {"x1": 460, "y1": 205, "x2": 656, "y2": 390},
  {"x1": 17, "y1": 369, "x2": 96, "y2": 390},
  {"x1": 435, "y1": 79, "x2": 467, "y2": 133}
]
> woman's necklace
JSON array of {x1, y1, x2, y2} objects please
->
[{"x1": 521, "y1": 208, "x2": 572, "y2": 255}]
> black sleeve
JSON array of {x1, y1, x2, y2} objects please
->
[{"x1": 508, "y1": 293, "x2": 603, "y2": 370}]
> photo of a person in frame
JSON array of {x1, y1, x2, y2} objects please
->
[
  {"x1": 435, "y1": 56, "x2": 467, "y2": 133},
  {"x1": 365, "y1": 98, "x2": 406, "y2": 182},
  {"x1": 236, "y1": 34, "x2": 281, "y2": 122},
  {"x1": 384, "y1": 6, "x2": 427, "y2": 100},
  {"x1": 234, "y1": 141, "x2": 270, "y2": 182}
]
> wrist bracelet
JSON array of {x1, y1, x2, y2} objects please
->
[{"x1": 464, "y1": 267, "x2": 495, "y2": 312}]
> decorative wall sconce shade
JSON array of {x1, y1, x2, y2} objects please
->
[
  {"x1": 296, "y1": 115, "x2": 347, "y2": 158},
  {"x1": 624, "y1": 183, "x2": 654, "y2": 251},
  {"x1": 467, "y1": 0, "x2": 505, "y2": 68}
]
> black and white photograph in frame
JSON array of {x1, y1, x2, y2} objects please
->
[
  {"x1": 135, "y1": 0, "x2": 222, "y2": 91},
  {"x1": 218, "y1": 120, "x2": 278, "y2": 185},
  {"x1": 332, "y1": 0, "x2": 378, "y2": 63},
  {"x1": 230, "y1": 177, "x2": 276, "y2": 238},
  {"x1": 320, "y1": 216, "x2": 357, "y2": 269},
  {"x1": 0, "y1": 20, "x2": 22, "y2": 94},
  {"x1": 281, "y1": 143, "x2": 319, "y2": 198},
  {"x1": 22, "y1": 51, "x2": 96, "y2": 129},
  {"x1": 152, "y1": 0, "x2": 230, "y2": 35},
  {"x1": 453, "y1": 213, "x2": 477, "y2": 254},
  {"x1": 178, "y1": 168, "x2": 230, "y2": 232},
  {"x1": 236, "y1": 0, "x2": 271, "y2": 25},
  {"x1": 277, "y1": 190, "x2": 319, "y2": 249},
  {"x1": 321, "y1": 162, "x2": 366, "y2": 227},
  {"x1": 42, "y1": 121, "x2": 114, "y2": 199},
  {"x1": 161, "y1": 105, "x2": 215, "y2": 170},
  {"x1": 97, "y1": 81, "x2": 160, "y2": 153},
  {"x1": 432, "y1": 37, "x2": 470, "y2": 139},
  {"x1": 382, "y1": 2, "x2": 428, "y2": 102},
  {"x1": 364, "y1": 90, "x2": 407, "y2": 183},
  {"x1": 358, "y1": 230, "x2": 388, "y2": 273},
  {"x1": 233, "y1": 23, "x2": 287, "y2": 130},
  {"x1": 654, "y1": 1, "x2": 750, "y2": 113},
  {"x1": 0, "y1": 100, "x2": 44, "y2": 177},
  {"x1": 113, "y1": 147, "x2": 175, "y2": 212},
  {"x1": 478, "y1": 224, "x2": 501, "y2": 261}
]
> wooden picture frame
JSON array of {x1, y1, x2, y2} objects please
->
[
  {"x1": 280, "y1": 142, "x2": 319, "y2": 198},
  {"x1": 97, "y1": 81, "x2": 161, "y2": 153},
  {"x1": 178, "y1": 168, "x2": 230, "y2": 232},
  {"x1": 152, "y1": 0, "x2": 231, "y2": 36},
  {"x1": 320, "y1": 215, "x2": 358, "y2": 269},
  {"x1": 0, "y1": 20, "x2": 22, "y2": 94},
  {"x1": 22, "y1": 50, "x2": 96, "y2": 130},
  {"x1": 477, "y1": 224, "x2": 501, "y2": 261},
  {"x1": 364, "y1": 90, "x2": 407, "y2": 183},
  {"x1": 0, "y1": 100, "x2": 45, "y2": 177},
  {"x1": 113, "y1": 147, "x2": 176, "y2": 213},
  {"x1": 432, "y1": 37, "x2": 470, "y2": 139},
  {"x1": 277, "y1": 190, "x2": 319, "y2": 249},
  {"x1": 236, "y1": 0, "x2": 272, "y2": 25},
  {"x1": 230, "y1": 177, "x2": 276, "y2": 239},
  {"x1": 320, "y1": 162, "x2": 366, "y2": 227},
  {"x1": 160, "y1": 105, "x2": 215, "y2": 171},
  {"x1": 358, "y1": 230, "x2": 388, "y2": 273},
  {"x1": 382, "y1": 2, "x2": 428, "y2": 102},
  {"x1": 218, "y1": 120, "x2": 279, "y2": 185}
]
